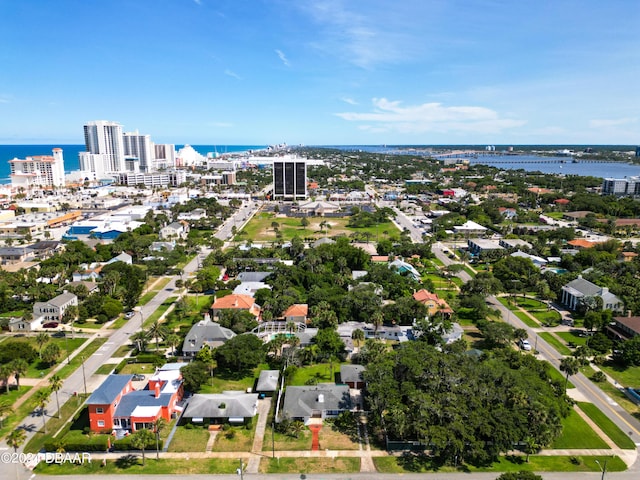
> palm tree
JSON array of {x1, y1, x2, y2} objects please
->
[
  {"x1": 36, "y1": 389, "x2": 50, "y2": 433},
  {"x1": 0, "y1": 400, "x2": 12, "y2": 428},
  {"x1": 371, "y1": 310, "x2": 384, "y2": 335},
  {"x1": 0, "y1": 364, "x2": 12, "y2": 394},
  {"x1": 147, "y1": 320, "x2": 168, "y2": 353},
  {"x1": 49, "y1": 374, "x2": 63, "y2": 418},
  {"x1": 6, "y1": 428, "x2": 26, "y2": 453},
  {"x1": 10, "y1": 359, "x2": 28, "y2": 389},
  {"x1": 153, "y1": 418, "x2": 167, "y2": 460},
  {"x1": 351, "y1": 329, "x2": 365, "y2": 347},
  {"x1": 559, "y1": 357, "x2": 580, "y2": 392},
  {"x1": 35, "y1": 332, "x2": 50, "y2": 359},
  {"x1": 130, "y1": 429, "x2": 155, "y2": 465},
  {"x1": 165, "y1": 333, "x2": 180, "y2": 356},
  {"x1": 132, "y1": 331, "x2": 148, "y2": 353}
]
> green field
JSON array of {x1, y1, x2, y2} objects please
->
[
  {"x1": 539, "y1": 332, "x2": 572, "y2": 356},
  {"x1": 599, "y1": 363, "x2": 640, "y2": 388},
  {"x1": 238, "y1": 212, "x2": 399, "y2": 242},
  {"x1": 552, "y1": 408, "x2": 609, "y2": 449},
  {"x1": 577, "y1": 402, "x2": 636, "y2": 449}
]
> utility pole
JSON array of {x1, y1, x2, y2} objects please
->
[{"x1": 81, "y1": 355, "x2": 87, "y2": 396}]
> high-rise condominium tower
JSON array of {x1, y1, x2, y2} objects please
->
[{"x1": 81, "y1": 120, "x2": 125, "y2": 174}]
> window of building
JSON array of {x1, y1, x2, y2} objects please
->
[
  {"x1": 97, "y1": 420, "x2": 105, "y2": 427},
  {"x1": 96, "y1": 407, "x2": 104, "y2": 414}
]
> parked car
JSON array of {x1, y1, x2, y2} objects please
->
[
  {"x1": 43, "y1": 322, "x2": 59, "y2": 328},
  {"x1": 519, "y1": 339, "x2": 532, "y2": 351},
  {"x1": 125, "y1": 311, "x2": 135, "y2": 319},
  {"x1": 132, "y1": 374, "x2": 145, "y2": 381}
]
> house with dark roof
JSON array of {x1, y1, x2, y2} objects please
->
[
  {"x1": 256, "y1": 370, "x2": 280, "y2": 396},
  {"x1": 606, "y1": 315, "x2": 640, "y2": 342},
  {"x1": 560, "y1": 275, "x2": 624, "y2": 312},
  {"x1": 181, "y1": 315, "x2": 236, "y2": 357},
  {"x1": 181, "y1": 391, "x2": 258, "y2": 425},
  {"x1": 32, "y1": 291, "x2": 78, "y2": 327},
  {"x1": 86, "y1": 375, "x2": 134, "y2": 433},
  {"x1": 87, "y1": 364, "x2": 185, "y2": 433},
  {"x1": 340, "y1": 365, "x2": 365, "y2": 389},
  {"x1": 281, "y1": 384, "x2": 351, "y2": 422},
  {"x1": 236, "y1": 271, "x2": 271, "y2": 283}
]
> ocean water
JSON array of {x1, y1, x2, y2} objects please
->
[{"x1": 0, "y1": 144, "x2": 267, "y2": 184}]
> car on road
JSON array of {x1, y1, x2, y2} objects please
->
[
  {"x1": 125, "y1": 311, "x2": 135, "y2": 319},
  {"x1": 43, "y1": 322, "x2": 59, "y2": 328},
  {"x1": 519, "y1": 339, "x2": 532, "y2": 351}
]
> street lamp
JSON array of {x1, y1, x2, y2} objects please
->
[
  {"x1": 595, "y1": 458, "x2": 607, "y2": 480},
  {"x1": 236, "y1": 458, "x2": 244, "y2": 480},
  {"x1": 81, "y1": 355, "x2": 87, "y2": 397}
]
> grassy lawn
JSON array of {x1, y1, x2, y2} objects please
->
[
  {"x1": 55, "y1": 338, "x2": 108, "y2": 380},
  {"x1": 594, "y1": 380, "x2": 640, "y2": 416},
  {"x1": 599, "y1": 363, "x2": 640, "y2": 388},
  {"x1": 539, "y1": 332, "x2": 572, "y2": 356},
  {"x1": 260, "y1": 457, "x2": 360, "y2": 474},
  {"x1": 577, "y1": 402, "x2": 636, "y2": 449},
  {"x1": 108, "y1": 316, "x2": 129, "y2": 330},
  {"x1": 167, "y1": 425, "x2": 210, "y2": 452},
  {"x1": 35, "y1": 457, "x2": 246, "y2": 475},
  {"x1": 531, "y1": 309, "x2": 562, "y2": 325},
  {"x1": 544, "y1": 362, "x2": 574, "y2": 389},
  {"x1": 513, "y1": 297, "x2": 547, "y2": 309},
  {"x1": 211, "y1": 422, "x2": 257, "y2": 452},
  {"x1": 512, "y1": 310, "x2": 540, "y2": 328},
  {"x1": 94, "y1": 363, "x2": 118, "y2": 375},
  {"x1": 552, "y1": 408, "x2": 609, "y2": 449},
  {"x1": 143, "y1": 298, "x2": 177, "y2": 328},
  {"x1": 374, "y1": 454, "x2": 626, "y2": 473},
  {"x1": 556, "y1": 331, "x2": 588, "y2": 347},
  {"x1": 24, "y1": 395, "x2": 87, "y2": 453},
  {"x1": 239, "y1": 213, "x2": 399, "y2": 242},
  {"x1": 0, "y1": 387, "x2": 44, "y2": 440},
  {"x1": 117, "y1": 362, "x2": 155, "y2": 375},
  {"x1": 112, "y1": 344, "x2": 132, "y2": 357},
  {"x1": 25, "y1": 337, "x2": 88, "y2": 378},
  {"x1": 289, "y1": 362, "x2": 344, "y2": 386}
]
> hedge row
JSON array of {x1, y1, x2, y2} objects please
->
[{"x1": 113, "y1": 436, "x2": 162, "y2": 451}]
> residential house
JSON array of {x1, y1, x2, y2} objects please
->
[
  {"x1": 498, "y1": 207, "x2": 517, "y2": 220},
  {"x1": 72, "y1": 263, "x2": 103, "y2": 282},
  {"x1": 0, "y1": 247, "x2": 32, "y2": 265},
  {"x1": 499, "y1": 238, "x2": 532, "y2": 250},
  {"x1": 454, "y1": 220, "x2": 487, "y2": 236},
  {"x1": 388, "y1": 258, "x2": 421, "y2": 281},
  {"x1": 282, "y1": 304, "x2": 308, "y2": 324},
  {"x1": 181, "y1": 391, "x2": 258, "y2": 425},
  {"x1": 105, "y1": 252, "x2": 133, "y2": 265},
  {"x1": 606, "y1": 315, "x2": 640, "y2": 342},
  {"x1": 150, "y1": 241, "x2": 176, "y2": 252},
  {"x1": 236, "y1": 272, "x2": 271, "y2": 283},
  {"x1": 467, "y1": 239, "x2": 504, "y2": 256},
  {"x1": 181, "y1": 315, "x2": 236, "y2": 357},
  {"x1": 256, "y1": 370, "x2": 280, "y2": 397},
  {"x1": 441, "y1": 323, "x2": 465, "y2": 345},
  {"x1": 340, "y1": 365, "x2": 365, "y2": 389},
  {"x1": 510, "y1": 251, "x2": 548, "y2": 268},
  {"x1": 412, "y1": 289, "x2": 453, "y2": 318},
  {"x1": 211, "y1": 294, "x2": 261, "y2": 320},
  {"x1": 233, "y1": 282, "x2": 271, "y2": 297},
  {"x1": 560, "y1": 275, "x2": 624, "y2": 312},
  {"x1": 86, "y1": 375, "x2": 135, "y2": 433},
  {"x1": 33, "y1": 291, "x2": 78, "y2": 324},
  {"x1": 26, "y1": 240, "x2": 62, "y2": 260},
  {"x1": 281, "y1": 384, "x2": 351, "y2": 423},
  {"x1": 87, "y1": 364, "x2": 185, "y2": 433},
  {"x1": 159, "y1": 221, "x2": 188, "y2": 240}
]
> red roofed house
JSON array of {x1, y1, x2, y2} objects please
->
[
  {"x1": 412, "y1": 289, "x2": 453, "y2": 318},
  {"x1": 212, "y1": 294, "x2": 261, "y2": 320},
  {"x1": 283, "y1": 304, "x2": 308, "y2": 323},
  {"x1": 567, "y1": 239, "x2": 598, "y2": 249}
]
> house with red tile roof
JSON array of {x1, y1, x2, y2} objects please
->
[
  {"x1": 211, "y1": 294, "x2": 261, "y2": 319},
  {"x1": 412, "y1": 289, "x2": 453, "y2": 317},
  {"x1": 283, "y1": 304, "x2": 308, "y2": 323}
]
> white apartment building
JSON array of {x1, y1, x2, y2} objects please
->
[
  {"x1": 9, "y1": 148, "x2": 66, "y2": 189},
  {"x1": 154, "y1": 144, "x2": 176, "y2": 169},
  {"x1": 80, "y1": 120, "x2": 125, "y2": 175},
  {"x1": 123, "y1": 130, "x2": 154, "y2": 173},
  {"x1": 602, "y1": 176, "x2": 640, "y2": 196}
]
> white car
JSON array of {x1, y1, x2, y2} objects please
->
[{"x1": 519, "y1": 339, "x2": 532, "y2": 351}]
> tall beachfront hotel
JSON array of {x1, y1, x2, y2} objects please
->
[
  {"x1": 9, "y1": 148, "x2": 66, "y2": 189},
  {"x1": 80, "y1": 120, "x2": 125, "y2": 178},
  {"x1": 272, "y1": 156, "x2": 307, "y2": 201}
]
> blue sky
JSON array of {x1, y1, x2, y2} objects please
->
[{"x1": 1, "y1": 0, "x2": 638, "y2": 145}]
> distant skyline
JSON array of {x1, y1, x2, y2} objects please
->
[{"x1": 1, "y1": 0, "x2": 638, "y2": 146}]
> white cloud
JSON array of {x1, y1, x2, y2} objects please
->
[
  {"x1": 224, "y1": 69, "x2": 242, "y2": 80},
  {"x1": 301, "y1": 0, "x2": 417, "y2": 68},
  {"x1": 336, "y1": 98, "x2": 525, "y2": 135},
  {"x1": 589, "y1": 117, "x2": 637, "y2": 128},
  {"x1": 193, "y1": 0, "x2": 202, "y2": 5},
  {"x1": 275, "y1": 49, "x2": 290, "y2": 67},
  {"x1": 341, "y1": 97, "x2": 358, "y2": 105}
]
